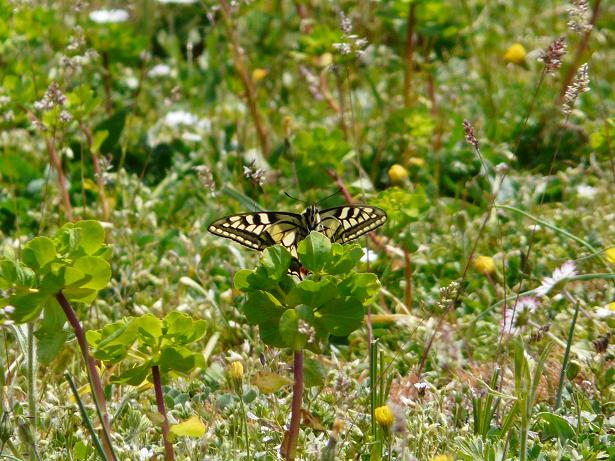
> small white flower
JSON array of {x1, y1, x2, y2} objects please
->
[
  {"x1": 89, "y1": 9, "x2": 129, "y2": 24},
  {"x1": 501, "y1": 297, "x2": 538, "y2": 335},
  {"x1": 360, "y1": 248, "x2": 378, "y2": 263},
  {"x1": 164, "y1": 110, "x2": 198, "y2": 127},
  {"x1": 148, "y1": 64, "x2": 172, "y2": 78},
  {"x1": 576, "y1": 184, "x2": 597, "y2": 199},
  {"x1": 413, "y1": 382, "x2": 428, "y2": 391},
  {"x1": 535, "y1": 261, "x2": 577, "y2": 297},
  {"x1": 596, "y1": 302, "x2": 615, "y2": 319},
  {"x1": 137, "y1": 447, "x2": 154, "y2": 461}
]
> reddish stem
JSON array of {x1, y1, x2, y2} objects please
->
[
  {"x1": 152, "y1": 365, "x2": 175, "y2": 461},
  {"x1": 56, "y1": 292, "x2": 115, "y2": 460},
  {"x1": 282, "y1": 351, "x2": 304, "y2": 460}
]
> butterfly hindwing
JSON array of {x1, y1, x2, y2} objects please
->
[{"x1": 319, "y1": 206, "x2": 387, "y2": 243}]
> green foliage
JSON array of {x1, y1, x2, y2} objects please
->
[
  {"x1": 234, "y1": 232, "x2": 379, "y2": 350},
  {"x1": 87, "y1": 311, "x2": 207, "y2": 385}
]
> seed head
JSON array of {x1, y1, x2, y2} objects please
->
[
  {"x1": 562, "y1": 63, "x2": 590, "y2": 116},
  {"x1": 462, "y1": 120, "x2": 479, "y2": 149},
  {"x1": 539, "y1": 37, "x2": 567, "y2": 76}
]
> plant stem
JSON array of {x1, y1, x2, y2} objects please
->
[
  {"x1": 403, "y1": 248, "x2": 413, "y2": 311},
  {"x1": 55, "y1": 292, "x2": 116, "y2": 461},
  {"x1": 555, "y1": 293, "x2": 580, "y2": 410},
  {"x1": 236, "y1": 384, "x2": 251, "y2": 460},
  {"x1": 403, "y1": 2, "x2": 416, "y2": 107},
  {"x1": 283, "y1": 350, "x2": 304, "y2": 460},
  {"x1": 152, "y1": 365, "x2": 175, "y2": 461},
  {"x1": 26, "y1": 324, "x2": 39, "y2": 461}
]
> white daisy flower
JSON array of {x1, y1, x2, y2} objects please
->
[
  {"x1": 148, "y1": 64, "x2": 172, "y2": 78},
  {"x1": 501, "y1": 296, "x2": 539, "y2": 335},
  {"x1": 164, "y1": 110, "x2": 198, "y2": 127},
  {"x1": 535, "y1": 261, "x2": 577, "y2": 297},
  {"x1": 89, "y1": 9, "x2": 129, "y2": 24}
]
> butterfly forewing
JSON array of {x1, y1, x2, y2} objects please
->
[{"x1": 319, "y1": 206, "x2": 387, "y2": 243}]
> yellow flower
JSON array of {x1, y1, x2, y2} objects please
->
[
  {"x1": 431, "y1": 455, "x2": 454, "y2": 461},
  {"x1": 388, "y1": 164, "x2": 409, "y2": 184},
  {"x1": 503, "y1": 43, "x2": 527, "y2": 65},
  {"x1": 605, "y1": 247, "x2": 615, "y2": 264},
  {"x1": 252, "y1": 68, "x2": 268, "y2": 81},
  {"x1": 473, "y1": 255, "x2": 496, "y2": 275},
  {"x1": 228, "y1": 361, "x2": 244, "y2": 380},
  {"x1": 374, "y1": 405, "x2": 394, "y2": 429}
]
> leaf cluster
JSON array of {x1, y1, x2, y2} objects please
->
[{"x1": 234, "y1": 232, "x2": 380, "y2": 350}]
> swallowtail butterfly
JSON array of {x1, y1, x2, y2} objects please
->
[{"x1": 208, "y1": 205, "x2": 387, "y2": 257}]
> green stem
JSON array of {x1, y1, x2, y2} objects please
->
[
  {"x1": 26, "y1": 324, "x2": 39, "y2": 461},
  {"x1": 555, "y1": 295, "x2": 580, "y2": 410},
  {"x1": 237, "y1": 385, "x2": 251, "y2": 460}
]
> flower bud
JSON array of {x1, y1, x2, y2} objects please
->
[
  {"x1": 228, "y1": 361, "x2": 244, "y2": 380},
  {"x1": 388, "y1": 164, "x2": 409, "y2": 184},
  {"x1": 374, "y1": 405, "x2": 394, "y2": 429},
  {"x1": 473, "y1": 255, "x2": 496, "y2": 275}
]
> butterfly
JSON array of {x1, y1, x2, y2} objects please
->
[{"x1": 208, "y1": 205, "x2": 387, "y2": 257}]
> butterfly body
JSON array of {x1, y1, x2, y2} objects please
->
[{"x1": 208, "y1": 205, "x2": 386, "y2": 256}]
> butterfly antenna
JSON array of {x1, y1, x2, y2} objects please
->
[
  {"x1": 316, "y1": 188, "x2": 343, "y2": 206},
  {"x1": 284, "y1": 192, "x2": 306, "y2": 204}
]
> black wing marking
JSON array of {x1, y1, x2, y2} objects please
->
[
  {"x1": 208, "y1": 212, "x2": 306, "y2": 256},
  {"x1": 319, "y1": 206, "x2": 387, "y2": 243}
]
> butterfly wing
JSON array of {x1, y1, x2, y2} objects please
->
[
  {"x1": 319, "y1": 206, "x2": 387, "y2": 243},
  {"x1": 208, "y1": 211, "x2": 306, "y2": 256}
]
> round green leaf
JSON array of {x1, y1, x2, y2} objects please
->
[
  {"x1": 279, "y1": 308, "x2": 307, "y2": 350},
  {"x1": 22, "y1": 237, "x2": 57, "y2": 271},
  {"x1": 315, "y1": 297, "x2": 364, "y2": 336},
  {"x1": 297, "y1": 232, "x2": 331, "y2": 273}
]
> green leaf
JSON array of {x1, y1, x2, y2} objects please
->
[
  {"x1": 297, "y1": 231, "x2": 331, "y2": 273},
  {"x1": 303, "y1": 356, "x2": 326, "y2": 388},
  {"x1": 35, "y1": 299, "x2": 68, "y2": 363},
  {"x1": 325, "y1": 243, "x2": 364, "y2": 274},
  {"x1": 279, "y1": 308, "x2": 307, "y2": 350},
  {"x1": 252, "y1": 371, "x2": 293, "y2": 393},
  {"x1": 287, "y1": 277, "x2": 338, "y2": 308},
  {"x1": 261, "y1": 245, "x2": 292, "y2": 280},
  {"x1": 258, "y1": 319, "x2": 287, "y2": 348},
  {"x1": 537, "y1": 412, "x2": 576, "y2": 442},
  {"x1": 164, "y1": 311, "x2": 207, "y2": 344},
  {"x1": 21, "y1": 237, "x2": 56, "y2": 271},
  {"x1": 134, "y1": 314, "x2": 163, "y2": 343},
  {"x1": 234, "y1": 269, "x2": 253, "y2": 291},
  {"x1": 338, "y1": 273, "x2": 380, "y2": 303},
  {"x1": 169, "y1": 416, "x2": 206, "y2": 439},
  {"x1": 315, "y1": 297, "x2": 364, "y2": 336},
  {"x1": 71, "y1": 256, "x2": 111, "y2": 290},
  {"x1": 73, "y1": 221, "x2": 106, "y2": 255},
  {"x1": 159, "y1": 346, "x2": 198, "y2": 374},
  {"x1": 92, "y1": 130, "x2": 109, "y2": 153},
  {"x1": 242, "y1": 291, "x2": 284, "y2": 325},
  {"x1": 111, "y1": 364, "x2": 150, "y2": 386},
  {"x1": 9, "y1": 291, "x2": 50, "y2": 323},
  {"x1": 87, "y1": 319, "x2": 136, "y2": 362}
]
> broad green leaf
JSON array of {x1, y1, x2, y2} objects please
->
[
  {"x1": 303, "y1": 356, "x2": 326, "y2": 388},
  {"x1": 252, "y1": 371, "x2": 293, "y2": 393},
  {"x1": 325, "y1": 243, "x2": 364, "y2": 274},
  {"x1": 10, "y1": 291, "x2": 50, "y2": 323},
  {"x1": 279, "y1": 308, "x2": 306, "y2": 350},
  {"x1": 258, "y1": 319, "x2": 286, "y2": 348},
  {"x1": 537, "y1": 412, "x2": 576, "y2": 442},
  {"x1": 87, "y1": 319, "x2": 136, "y2": 361},
  {"x1": 234, "y1": 269, "x2": 253, "y2": 291},
  {"x1": 111, "y1": 364, "x2": 150, "y2": 386},
  {"x1": 164, "y1": 311, "x2": 207, "y2": 344},
  {"x1": 72, "y1": 256, "x2": 111, "y2": 290},
  {"x1": 339, "y1": 273, "x2": 380, "y2": 303},
  {"x1": 315, "y1": 297, "x2": 364, "y2": 336},
  {"x1": 92, "y1": 130, "x2": 109, "y2": 153},
  {"x1": 287, "y1": 277, "x2": 338, "y2": 308},
  {"x1": 159, "y1": 346, "x2": 197, "y2": 374},
  {"x1": 134, "y1": 314, "x2": 163, "y2": 343},
  {"x1": 261, "y1": 245, "x2": 292, "y2": 280},
  {"x1": 297, "y1": 231, "x2": 331, "y2": 273},
  {"x1": 73, "y1": 221, "x2": 106, "y2": 255},
  {"x1": 22, "y1": 237, "x2": 56, "y2": 271},
  {"x1": 35, "y1": 298, "x2": 67, "y2": 363},
  {"x1": 242, "y1": 291, "x2": 284, "y2": 325},
  {"x1": 169, "y1": 416, "x2": 206, "y2": 439}
]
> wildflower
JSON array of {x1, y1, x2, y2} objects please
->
[
  {"x1": 605, "y1": 247, "x2": 615, "y2": 264},
  {"x1": 568, "y1": 0, "x2": 592, "y2": 34},
  {"x1": 243, "y1": 160, "x2": 266, "y2": 187},
  {"x1": 137, "y1": 447, "x2": 154, "y2": 461},
  {"x1": 374, "y1": 405, "x2": 394, "y2": 429},
  {"x1": 473, "y1": 255, "x2": 496, "y2": 275},
  {"x1": 576, "y1": 184, "x2": 597, "y2": 199},
  {"x1": 228, "y1": 361, "x2": 244, "y2": 380},
  {"x1": 462, "y1": 120, "x2": 479, "y2": 149},
  {"x1": 164, "y1": 110, "x2": 198, "y2": 127},
  {"x1": 436, "y1": 280, "x2": 461, "y2": 311},
  {"x1": 495, "y1": 162, "x2": 509, "y2": 175},
  {"x1": 34, "y1": 82, "x2": 66, "y2": 112},
  {"x1": 332, "y1": 10, "x2": 368, "y2": 58},
  {"x1": 431, "y1": 455, "x2": 454, "y2": 461},
  {"x1": 503, "y1": 43, "x2": 527, "y2": 65},
  {"x1": 501, "y1": 297, "x2": 538, "y2": 336},
  {"x1": 88, "y1": 9, "x2": 129, "y2": 24},
  {"x1": 388, "y1": 164, "x2": 409, "y2": 184},
  {"x1": 59, "y1": 110, "x2": 72, "y2": 123},
  {"x1": 194, "y1": 165, "x2": 215, "y2": 194},
  {"x1": 535, "y1": 261, "x2": 577, "y2": 297},
  {"x1": 539, "y1": 37, "x2": 567, "y2": 76},
  {"x1": 148, "y1": 64, "x2": 172, "y2": 78},
  {"x1": 413, "y1": 382, "x2": 428, "y2": 397},
  {"x1": 562, "y1": 63, "x2": 590, "y2": 116},
  {"x1": 252, "y1": 68, "x2": 268, "y2": 81},
  {"x1": 595, "y1": 302, "x2": 615, "y2": 319}
]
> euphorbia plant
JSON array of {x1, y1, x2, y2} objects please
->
[
  {"x1": 234, "y1": 231, "x2": 381, "y2": 460},
  {"x1": 0, "y1": 220, "x2": 116, "y2": 459},
  {"x1": 87, "y1": 311, "x2": 208, "y2": 461}
]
